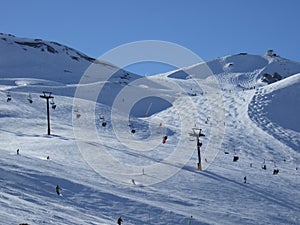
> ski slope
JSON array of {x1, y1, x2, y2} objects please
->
[{"x1": 0, "y1": 34, "x2": 300, "y2": 225}]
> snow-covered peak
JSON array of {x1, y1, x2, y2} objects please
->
[
  {"x1": 0, "y1": 33, "x2": 97, "y2": 84},
  {"x1": 166, "y1": 52, "x2": 300, "y2": 89}
]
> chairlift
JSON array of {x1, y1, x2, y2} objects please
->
[
  {"x1": 128, "y1": 122, "x2": 136, "y2": 133},
  {"x1": 262, "y1": 159, "x2": 266, "y2": 170},
  {"x1": 7, "y1": 93, "x2": 11, "y2": 102},
  {"x1": 73, "y1": 107, "x2": 81, "y2": 118},
  {"x1": 128, "y1": 116, "x2": 136, "y2": 134},
  {"x1": 223, "y1": 144, "x2": 229, "y2": 154},
  {"x1": 27, "y1": 93, "x2": 33, "y2": 103},
  {"x1": 233, "y1": 155, "x2": 239, "y2": 162},
  {"x1": 99, "y1": 114, "x2": 107, "y2": 127},
  {"x1": 233, "y1": 150, "x2": 239, "y2": 162},
  {"x1": 197, "y1": 139, "x2": 202, "y2": 147},
  {"x1": 273, "y1": 168, "x2": 279, "y2": 175},
  {"x1": 50, "y1": 99, "x2": 56, "y2": 109},
  {"x1": 272, "y1": 161, "x2": 279, "y2": 175}
]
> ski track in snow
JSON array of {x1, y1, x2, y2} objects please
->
[{"x1": 249, "y1": 85, "x2": 300, "y2": 152}]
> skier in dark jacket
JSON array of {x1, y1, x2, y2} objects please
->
[
  {"x1": 56, "y1": 185, "x2": 61, "y2": 195},
  {"x1": 117, "y1": 217, "x2": 123, "y2": 225}
]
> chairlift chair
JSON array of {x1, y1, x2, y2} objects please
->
[
  {"x1": 7, "y1": 93, "x2": 11, "y2": 102},
  {"x1": 50, "y1": 99, "x2": 56, "y2": 109},
  {"x1": 273, "y1": 168, "x2": 279, "y2": 175},
  {"x1": 128, "y1": 117, "x2": 136, "y2": 134},
  {"x1": 223, "y1": 144, "x2": 229, "y2": 154},
  {"x1": 233, "y1": 155, "x2": 239, "y2": 162},
  {"x1": 98, "y1": 114, "x2": 107, "y2": 127},
  {"x1": 73, "y1": 107, "x2": 80, "y2": 118},
  {"x1": 197, "y1": 139, "x2": 202, "y2": 147},
  {"x1": 272, "y1": 161, "x2": 279, "y2": 175},
  {"x1": 27, "y1": 93, "x2": 33, "y2": 103},
  {"x1": 128, "y1": 123, "x2": 136, "y2": 133},
  {"x1": 262, "y1": 159, "x2": 266, "y2": 170},
  {"x1": 232, "y1": 149, "x2": 239, "y2": 162}
]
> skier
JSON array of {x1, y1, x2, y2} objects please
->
[
  {"x1": 244, "y1": 176, "x2": 247, "y2": 183},
  {"x1": 131, "y1": 179, "x2": 136, "y2": 185},
  {"x1": 117, "y1": 217, "x2": 123, "y2": 225},
  {"x1": 162, "y1": 135, "x2": 168, "y2": 144},
  {"x1": 56, "y1": 185, "x2": 61, "y2": 195},
  {"x1": 17, "y1": 149, "x2": 19, "y2": 155}
]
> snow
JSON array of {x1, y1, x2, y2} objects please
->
[
  {"x1": 249, "y1": 73, "x2": 300, "y2": 150},
  {"x1": 1, "y1": 34, "x2": 300, "y2": 225}
]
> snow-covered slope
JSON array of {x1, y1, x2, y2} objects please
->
[
  {"x1": 1, "y1": 34, "x2": 300, "y2": 225},
  {"x1": 0, "y1": 33, "x2": 142, "y2": 99},
  {"x1": 0, "y1": 33, "x2": 95, "y2": 84},
  {"x1": 249, "y1": 73, "x2": 300, "y2": 150}
]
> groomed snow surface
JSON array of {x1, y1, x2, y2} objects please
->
[{"x1": 1, "y1": 35, "x2": 300, "y2": 225}]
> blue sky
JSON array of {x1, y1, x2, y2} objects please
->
[{"x1": 1, "y1": 0, "x2": 300, "y2": 75}]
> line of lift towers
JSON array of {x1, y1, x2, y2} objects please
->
[{"x1": 6, "y1": 91, "x2": 208, "y2": 170}]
